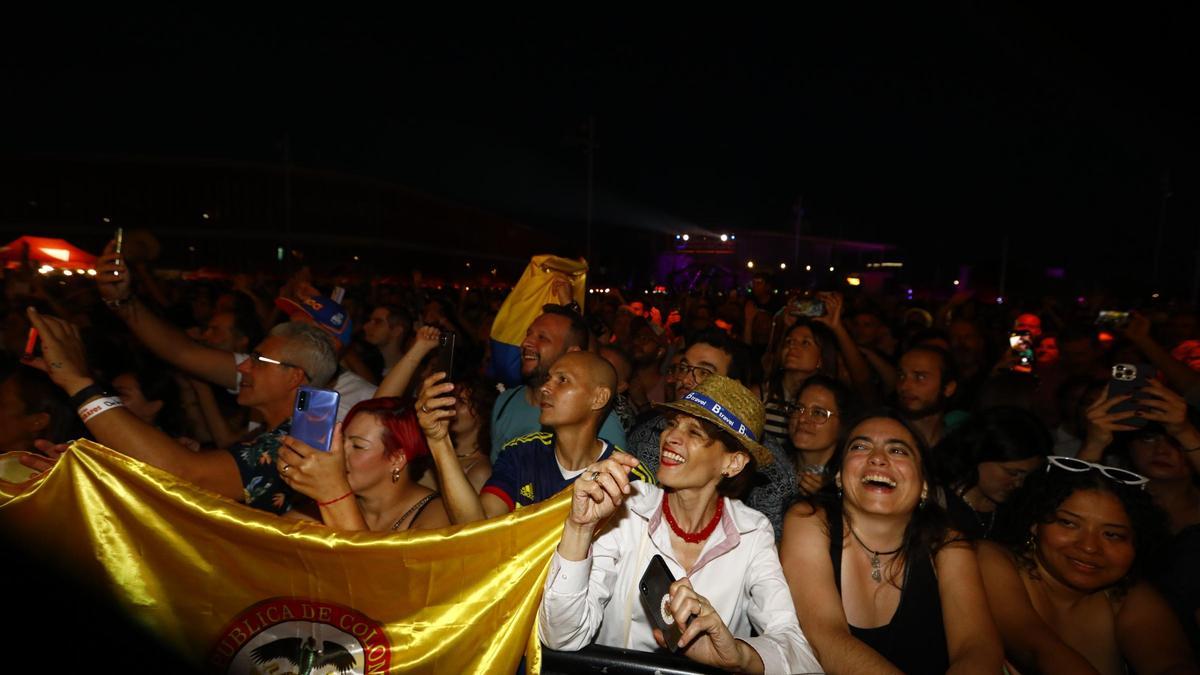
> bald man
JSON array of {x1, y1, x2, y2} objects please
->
[{"x1": 419, "y1": 351, "x2": 654, "y2": 524}]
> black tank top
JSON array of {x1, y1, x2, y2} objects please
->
[{"x1": 828, "y1": 502, "x2": 950, "y2": 674}]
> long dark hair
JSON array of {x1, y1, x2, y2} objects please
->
[
  {"x1": 934, "y1": 406, "x2": 1051, "y2": 492},
  {"x1": 767, "y1": 320, "x2": 838, "y2": 399},
  {"x1": 813, "y1": 408, "x2": 956, "y2": 588},
  {"x1": 1000, "y1": 465, "x2": 1168, "y2": 590}
]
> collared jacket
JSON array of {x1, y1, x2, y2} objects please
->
[{"x1": 539, "y1": 482, "x2": 823, "y2": 674}]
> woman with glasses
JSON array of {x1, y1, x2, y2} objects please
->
[
  {"x1": 762, "y1": 293, "x2": 878, "y2": 451},
  {"x1": 787, "y1": 376, "x2": 857, "y2": 496},
  {"x1": 780, "y1": 410, "x2": 1003, "y2": 673},
  {"x1": 978, "y1": 455, "x2": 1197, "y2": 674},
  {"x1": 276, "y1": 397, "x2": 450, "y2": 532},
  {"x1": 934, "y1": 407, "x2": 1050, "y2": 540}
]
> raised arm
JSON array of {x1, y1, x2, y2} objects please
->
[
  {"x1": 976, "y1": 541, "x2": 1101, "y2": 674},
  {"x1": 815, "y1": 292, "x2": 881, "y2": 407},
  {"x1": 415, "y1": 372, "x2": 507, "y2": 524},
  {"x1": 779, "y1": 503, "x2": 903, "y2": 674},
  {"x1": 374, "y1": 326, "x2": 440, "y2": 398},
  {"x1": 27, "y1": 308, "x2": 244, "y2": 501},
  {"x1": 95, "y1": 242, "x2": 239, "y2": 390},
  {"x1": 933, "y1": 540, "x2": 1004, "y2": 674}
]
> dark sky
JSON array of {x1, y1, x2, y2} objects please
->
[{"x1": 2, "y1": 7, "x2": 1198, "y2": 288}]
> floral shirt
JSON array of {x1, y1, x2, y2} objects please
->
[{"x1": 228, "y1": 419, "x2": 296, "y2": 514}]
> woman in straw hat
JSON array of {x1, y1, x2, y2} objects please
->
[
  {"x1": 538, "y1": 375, "x2": 822, "y2": 674},
  {"x1": 779, "y1": 410, "x2": 1003, "y2": 673}
]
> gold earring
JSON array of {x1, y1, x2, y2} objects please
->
[{"x1": 391, "y1": 466, "x2": 402, "y2": 483}]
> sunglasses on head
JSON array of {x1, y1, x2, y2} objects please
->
[{"x1": 1046, "y1": 455, "x2": 1149, "y2": 488}]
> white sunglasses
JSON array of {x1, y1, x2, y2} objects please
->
[{"x1": 1046, "y1": 455, "x2": 1149, "y2": 487}]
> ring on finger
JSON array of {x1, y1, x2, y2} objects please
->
[
  {"x1": 281, "y1": 464, "x2": 291, "y2": 474},
  {"x1": 584, "y1": 470, "x2": 600, "y2": 481},
  {"x1": 420, "y1": 404, "x2": 429, "y2": 413}
]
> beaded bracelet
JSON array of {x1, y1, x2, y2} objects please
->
[{"x1": 317, "y1": 490, "x2": 354, "y2": 507}]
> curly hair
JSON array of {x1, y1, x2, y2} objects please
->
[{"x1": 999, "y1": 465, "x2": 1170, "y2": 589}]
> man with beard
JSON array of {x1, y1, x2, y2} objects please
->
[
  {"x1": 489, "y1": 304, "x2": 626, "y2": 461},
  {"x1": 896, "y1": 345, "x2": 958, "y2": 447}
]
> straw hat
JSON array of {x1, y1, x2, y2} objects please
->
[{"x1": 655, "y1": 375, "x2": 773, "y2": 465}]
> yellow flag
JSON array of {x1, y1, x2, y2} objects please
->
[{"x1": 0, "y1": 441, "x2": 569, "y2": 674}]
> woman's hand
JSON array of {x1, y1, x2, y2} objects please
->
[
  {"x1": 655, "y1": 578, "x2": 757, "y2": 672},
  {"x1": 1138, "y1": 378, "x2": 1196, "y2": 439},
  {"x1": 798, "y1": 469, "x2": 826, "y2": 496},
  {"x1": 814, "y1": 291, "x2": 844, "y2": 330},
  {"x1": 1084, "y1": 385, "x2": 1139, "y2": 449},
  {"x1": 277, "y1": 423, "x2": 353, "y2": 504},
  {"x1": 416, "y1": 372, "x2": 455, "y2": 443},
  {"x1": 409, "y1": 325, "x2": 442, "y2": 359},
  {"x1": 24, "y1": 308, "x2": 94, "y2": 395},
  {"x1": 567, "y1": 453, "x2": 641, "y2": 531}
]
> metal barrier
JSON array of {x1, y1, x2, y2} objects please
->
[{"x1": 541, "y1": 644, "x2": 728, "y2": 675}]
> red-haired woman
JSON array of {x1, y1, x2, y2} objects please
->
[{"x1": 277, "y1": 397, "x2": 449, "y2": 532}]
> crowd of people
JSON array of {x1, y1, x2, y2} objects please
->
[{"x1": 4, "y1": 238, "x2": 1200, "y2": 674}]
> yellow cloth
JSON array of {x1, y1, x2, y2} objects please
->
[{"x1": 0, "y1": 440, "x2": 570, "y2": 674}]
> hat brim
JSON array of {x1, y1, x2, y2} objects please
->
[
  {"x1": 274, "y1": 297, "x2": 352, "y2": 346},
  {"x1": 653, "y1": 399, "x2": 774, "y2": 466}
]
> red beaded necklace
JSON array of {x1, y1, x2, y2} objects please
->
[{"x1": 661, "y1": 493, "x2": 724, "y2": 544}]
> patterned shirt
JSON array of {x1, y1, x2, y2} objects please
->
[
  {"x1": 482, "y1": 431, "x2": 656, "y2": 511},
  {"x1": 227, "y1": 419, "x2": 297, "y2": 515}
]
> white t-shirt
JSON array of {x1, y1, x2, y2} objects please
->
[{"x1": 230, "y1": 353, "x2": 376, "y2": 423}]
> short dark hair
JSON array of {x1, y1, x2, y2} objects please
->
[
  {"x1": 380, "y1": 305, "x2": 413, "y2": 331},
  {"x1": 934, "y1": 406, "x2": 1050, "y2": 491},
  {"x1": 668, "y1": 411, "x2": 757, "y2": 498},
  {"x1": 689, "y1": 328, "x2": 746, "y2": 381},
  {"x1": 541, "y1": 304, "x2": 590, "y2": 351},
  {"x1": 902, "y1": 345, "x2": 957, "y2": 385}
]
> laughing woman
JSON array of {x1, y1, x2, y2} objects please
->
[
  {"x1": 538, "y1": 375, "x2": 821, "y2": 674},
  {"x1": 779, "y1": 410, "x2": 1003, "y2": 674}
]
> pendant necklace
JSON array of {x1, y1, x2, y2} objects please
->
[{"x1": 847, "y1": 523, "x2": 903, "y2": 583}]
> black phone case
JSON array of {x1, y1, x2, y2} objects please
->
[
  {"x1": 434, "y1": 332, "x2": 456, "y2": 380},
  {"x1": 638, "y1": 554, "x2": 683, "y2": 652},
  {"x1": 1110, "y1": 363, "x2": 1157, "y2": 428}
]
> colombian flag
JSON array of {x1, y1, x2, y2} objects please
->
[
  {"x1": 489, "y1": 255, "x2": 588, "y2": 386},
  {"x1": 0, "y1": 441, "x2": 571, "y2": 674}
]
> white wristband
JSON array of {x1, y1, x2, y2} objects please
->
[{"x1": 78, "y1": 397, "x2": 124, "y2": 424}]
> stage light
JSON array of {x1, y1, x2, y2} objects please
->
[
  {"x1": 682, "y1": 234, "x2": 690, "y2": 241},
  {"x1": 747, "y1": 261, "x2": 755, "y2": 269},
  {"x1": 846, "y1": 277, "x2": 861, "y2": 287},
  {"x1": 720, "y1": 234, "x2": 728, "y2": 242}
]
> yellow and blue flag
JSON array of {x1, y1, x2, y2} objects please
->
[{"x1": 489, "y1": 255, "x2": 587, "y2": 386}]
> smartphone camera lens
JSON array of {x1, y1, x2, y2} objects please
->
[{"x1": 297, "y1": 391, "x2": 309, "y2": 410}]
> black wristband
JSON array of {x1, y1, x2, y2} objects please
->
[{"x1": 68, "y1": 383, "x2": 112, "y2": 409}]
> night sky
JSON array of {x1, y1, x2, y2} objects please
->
[{"x1": 2, "y1": 7, "x2": 1198, "y2": 291}]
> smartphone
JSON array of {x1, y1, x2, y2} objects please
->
[
  {"x1": 1109, "y1": 363, "x2": 1158, "y2": 428},
  {"x1": 790, "y1": 298, "x2": 826, "y2": 318},
  {"x1": 1009, "y1": 330, "x2": 1034, "y2": 374},
  {"x1": 638, "y1": 555, "x2": 685, "y2": 652},
  {"x1": 114, "y1": 227, "x2": 124, "y2": 256},
  {"x1": 22, "y1": 327, "x2": 39, "y2": 360},
  {"x1": 433, "y1": 331, "x2": 456, "y2": 380},
  {"x1": 1096, "y1": 310, "x2": 1131, "y2": 329},
  {"x1": 291, "y1": 386, "x2": 341, "y2": 452}
]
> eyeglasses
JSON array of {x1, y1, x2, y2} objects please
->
[
  {"x1": 668, "y1": 362, "x2": 715, "y2": 383},
  {"x1": 784, "y1": 403, "x2": 836, "y2": 424},
  {"x1": 249, "y1": 351, "x2": 311, "y2": 382},
  {"x1": 1046, "y1": 455, "x2": 1149, "y2": 487}
]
